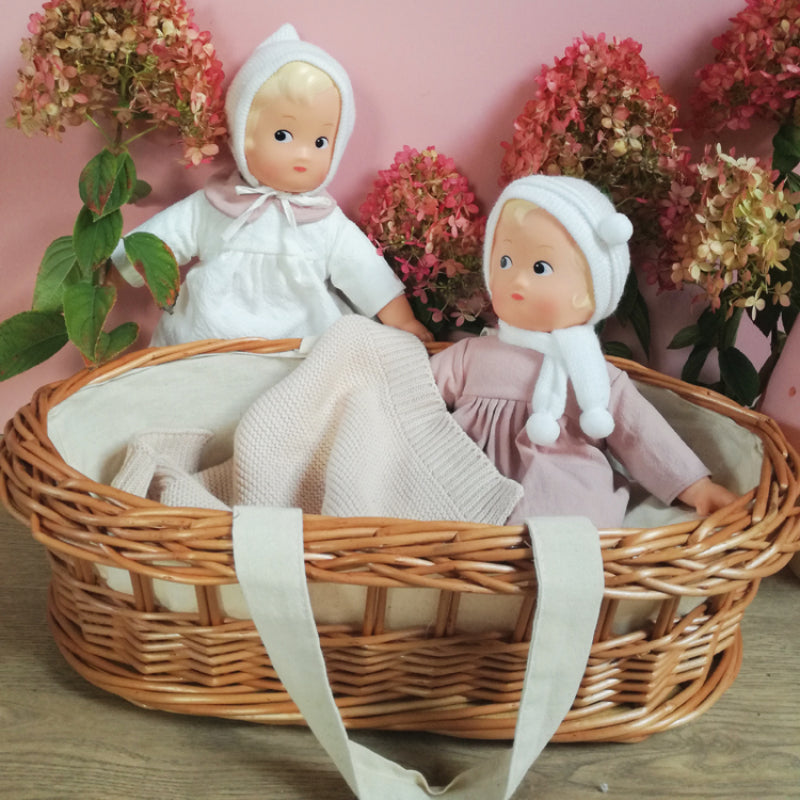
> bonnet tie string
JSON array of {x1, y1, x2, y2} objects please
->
[{"x1": 222, "y1": 185, "x2": 335, "y2": 240}]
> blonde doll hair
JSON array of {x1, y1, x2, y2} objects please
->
[
  {"x1": 499, "y1": 198, "x2": 595, "y2": 313},
  {"x1": 253, "y1": 61, "x2": 338, "y2": 106},
  {"x1": 225, "y1": 24, "x2": 355, "y2": 189}
]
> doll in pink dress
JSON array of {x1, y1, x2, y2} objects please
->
[{"x1": 430, "y1": 176, "x2": 736, "y2": 528}]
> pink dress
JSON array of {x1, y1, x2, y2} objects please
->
[{"x1": 430, "y1": 335, "x2": 709, "y2": 528}]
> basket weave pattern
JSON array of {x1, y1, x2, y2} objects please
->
[{"x1": 2, "y1": 338, "x2": 799, "y2": 741}]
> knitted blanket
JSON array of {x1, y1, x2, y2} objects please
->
[{"x1": 112, "y1": 316, "x2": 523, "y2": 523}]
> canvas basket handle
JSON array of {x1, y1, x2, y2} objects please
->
[{"x1": 233, "y1": 507, "x2": 604, "y2": 800}]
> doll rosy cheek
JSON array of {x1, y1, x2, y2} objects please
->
[{"x1": 528, "y1": 298, "x2": 560, "y2": 327}]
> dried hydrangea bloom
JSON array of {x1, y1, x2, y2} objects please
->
[
  {"x1": 8, "y1": 0, "x2": 226, "y2": 164},
  {"x1": 359, "y1": 146, "x2": 490, "y2": 330},
  {"x1": 691, "y1": 0, "x2": 800, "y2": 133},
  {"x1": 500, "y1": 33, "x2": 692, "y2": 291},
  {"x1": 662, "y1": 145, "x2": 800, "y2": 316}
]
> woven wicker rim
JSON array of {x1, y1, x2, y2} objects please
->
[{"x1": 2, "y1": 336, "x2": 799, "y2": 601}]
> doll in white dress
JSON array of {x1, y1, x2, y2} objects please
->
[{"x1": 112, "y1": 24, "x2": 430, "y2": 345}]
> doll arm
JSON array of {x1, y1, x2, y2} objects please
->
[
  {"x1": 428, "y1": 339, "x2": 468, "y2": 409},
  {"x1": 606, "y1": 369, "x2": 735, "y2": 509},
  {"x1": 110, "y1": 190, "x2": 205, "y2": 285},
  {"x1": 677, "y1": 477, "x2": 738, "y2": 515},
  {"x1": 326, "y1": 216, "x2": 431, "y2": 341},
  {"x1": 376, "y1": 295, "x2": 433, "y2": 342}
]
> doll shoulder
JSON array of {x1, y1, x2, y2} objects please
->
[
  {"x1": 605, "y1": 358, "x2": 641, "y2": 401},
  {"x1": 431, "y1": 333, "x2": 537, "y2": 384}
]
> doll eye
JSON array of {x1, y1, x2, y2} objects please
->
[
  {"x1": 499, "y1": 255, "x2": 513, "y2": 270},
  {"x1": 533, "y1": 260, "x2": 553, "y2": 275},
  {"x1": 274, "y1": 129, "x2": 293, "y2": 142},
  {"x1": 315, "y1": 136, "x2": 330, "y2": 149}
]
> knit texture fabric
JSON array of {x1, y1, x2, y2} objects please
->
[
  {"x1": 225, "y1": 23, "x2": 355, "y2": 191},
  {"x1": 485, "y1": 176, "x2": 633, "y2": 445},
  {"x1": 112, "y1": 316, "x2": 523, "y2": 523}
]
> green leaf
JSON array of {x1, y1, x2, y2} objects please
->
[
  {"x1": 73, "y1": 206, "x2": 122, "y2": 272},
  {"x1": 696, "y1": 306, "x2": 725, "y2": 345},
  {"x1": 130, "y1": 179, "x2": 152, "y2": 204},
  {"x1": 614, "y1": 272, "x2": 637, "y2": 321},
  {"x1": 62, "y1": 280, "x2": 116, "y2": 362},
  {"x1": 122, "y1": 232, "x2": 180, "y2": 310},
  {"x1": 602, "y1": 340, "x2": 633, "y2": 360},
  {"x1": 719, "y1": 307, "x2": 743, "y2": 352},
  {"x1": 772, "y1": 123, "x2": 800, "y2": 177},
  {"x1": 752, "y1": 299, "x2": 781, "y2": 340},
  {"x1": 96, "y1": 321, "x2": 139, "y2": 362},
  {"x1": 785, "y1": 172, "x2": 800, "y2": 194},
  {"x1": 614, "y1": 272, "x2": 651, "y2": 356},
  {"x1": 0, "y1": 310, "x2": 68, "y2": 381},
  {"x1": 719, "y1": 347, "x2": 760, "y2": 407},
  {"x1": 668, "y1": 323, "x2": 701, "y2": 350},
  {"x1": 32, "y1": 236, "x2": 78, "y2": 312},
  {"x1": 79, "y1": 149, "x2": 136, "y2": 220},
  {"x1": 681, "y1": 343, "x2": 712, "y2": 385},
  {"x1": 627, "y1": 290, "x2": 651, "y2": 357}
]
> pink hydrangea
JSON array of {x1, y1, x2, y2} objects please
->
[
  {"x1": 500, "y1": 33, "x2": 692, "y2": 292},
  {"x1": 9, "y1": 0, "x2": 226, "y2": 164},
  {"x1": 359, "y1": 146, "x2": 491, "y2": 331},
  {"x1": 691, "y1": 0, "x2": 800, "y2": 133}
]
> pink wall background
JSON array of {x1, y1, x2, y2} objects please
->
[{"x1": 0, "y1": 0, "x2": 777, "y2": 424}]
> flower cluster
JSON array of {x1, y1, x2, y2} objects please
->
[
  {"x1": 8, "y1": 0, "x2": 226, "y2": 164},
  {"x1": 690, "y1": 0, "x2": 800, "y2": 133},
  {"x1": 662, "y1": 145, "x2": 800, "y2": 317},
  {"x1": 500, "y1": 33, "x2": 691, "y2": 292},
  {"x1": 359, "y1": 146, "x2": 490, "y2": 332}
]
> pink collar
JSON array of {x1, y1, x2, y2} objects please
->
[{"x1": 204, "y1": 169, "x2": 337, "y2": 237}]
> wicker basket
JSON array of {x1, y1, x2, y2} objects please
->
[{"x1": 1, "y1": 336, "x2": 798, "y2": 743}]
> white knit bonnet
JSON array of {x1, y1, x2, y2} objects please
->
[
  {"x1": 484, "y1": 175, "x2": 632, "y2": 325},
  {"x1": 485, "y1": 175, "x2": 633, "y2": 445},
  {"x1": 224, "y1": 23, "x2": 355, "y2": 190}
]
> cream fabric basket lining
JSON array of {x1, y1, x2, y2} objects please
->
[{"x1": 46, "y1": 347, "x2": 763, "y2": 631}]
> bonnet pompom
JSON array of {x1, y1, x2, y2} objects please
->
[
  {"x1": 597, "y1": 213, "x2": 633, "y2": 246},
  {"x1": 580, "y1": 407, "x2": 615, "y2": 440},
  {"x1": 526, "y1": 412, "x2": 561, "y2": 446}
]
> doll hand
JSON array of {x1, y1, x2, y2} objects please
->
[
  {"x1": 677, "y1": 477, "x2": 738, "y2": 516},
  {"x1": 396, "y1": 317, "x2": 434, "y2": 343},
  {"x1": 376, "y1": 296, "x2": 433, "y2": 342}
]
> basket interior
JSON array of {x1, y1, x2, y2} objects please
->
[
  {"x1": 43, "y1": 348, "x2": 764, "y2": 632},
  {"x1": 47, "y1": 349, "x2": 764, "y2": 521}
]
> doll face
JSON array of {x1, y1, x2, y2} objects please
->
[
  {"x1": 489, "y1": 203, "x2": 595, "y2": 332},
  {"x1": 244, "y1": 84, "x2": 341, "y2": 193}
]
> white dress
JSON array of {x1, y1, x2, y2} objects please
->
[{"x1": 112, "y1": 189, "x2": 404, "y2": 346}]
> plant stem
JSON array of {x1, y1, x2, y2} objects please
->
[
  {"x1": 122, "y1": 124, "x2": 160, "y2": 149},
  {"x1": 85, "y1": 114, "x2": 115, "y2": 150}
]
